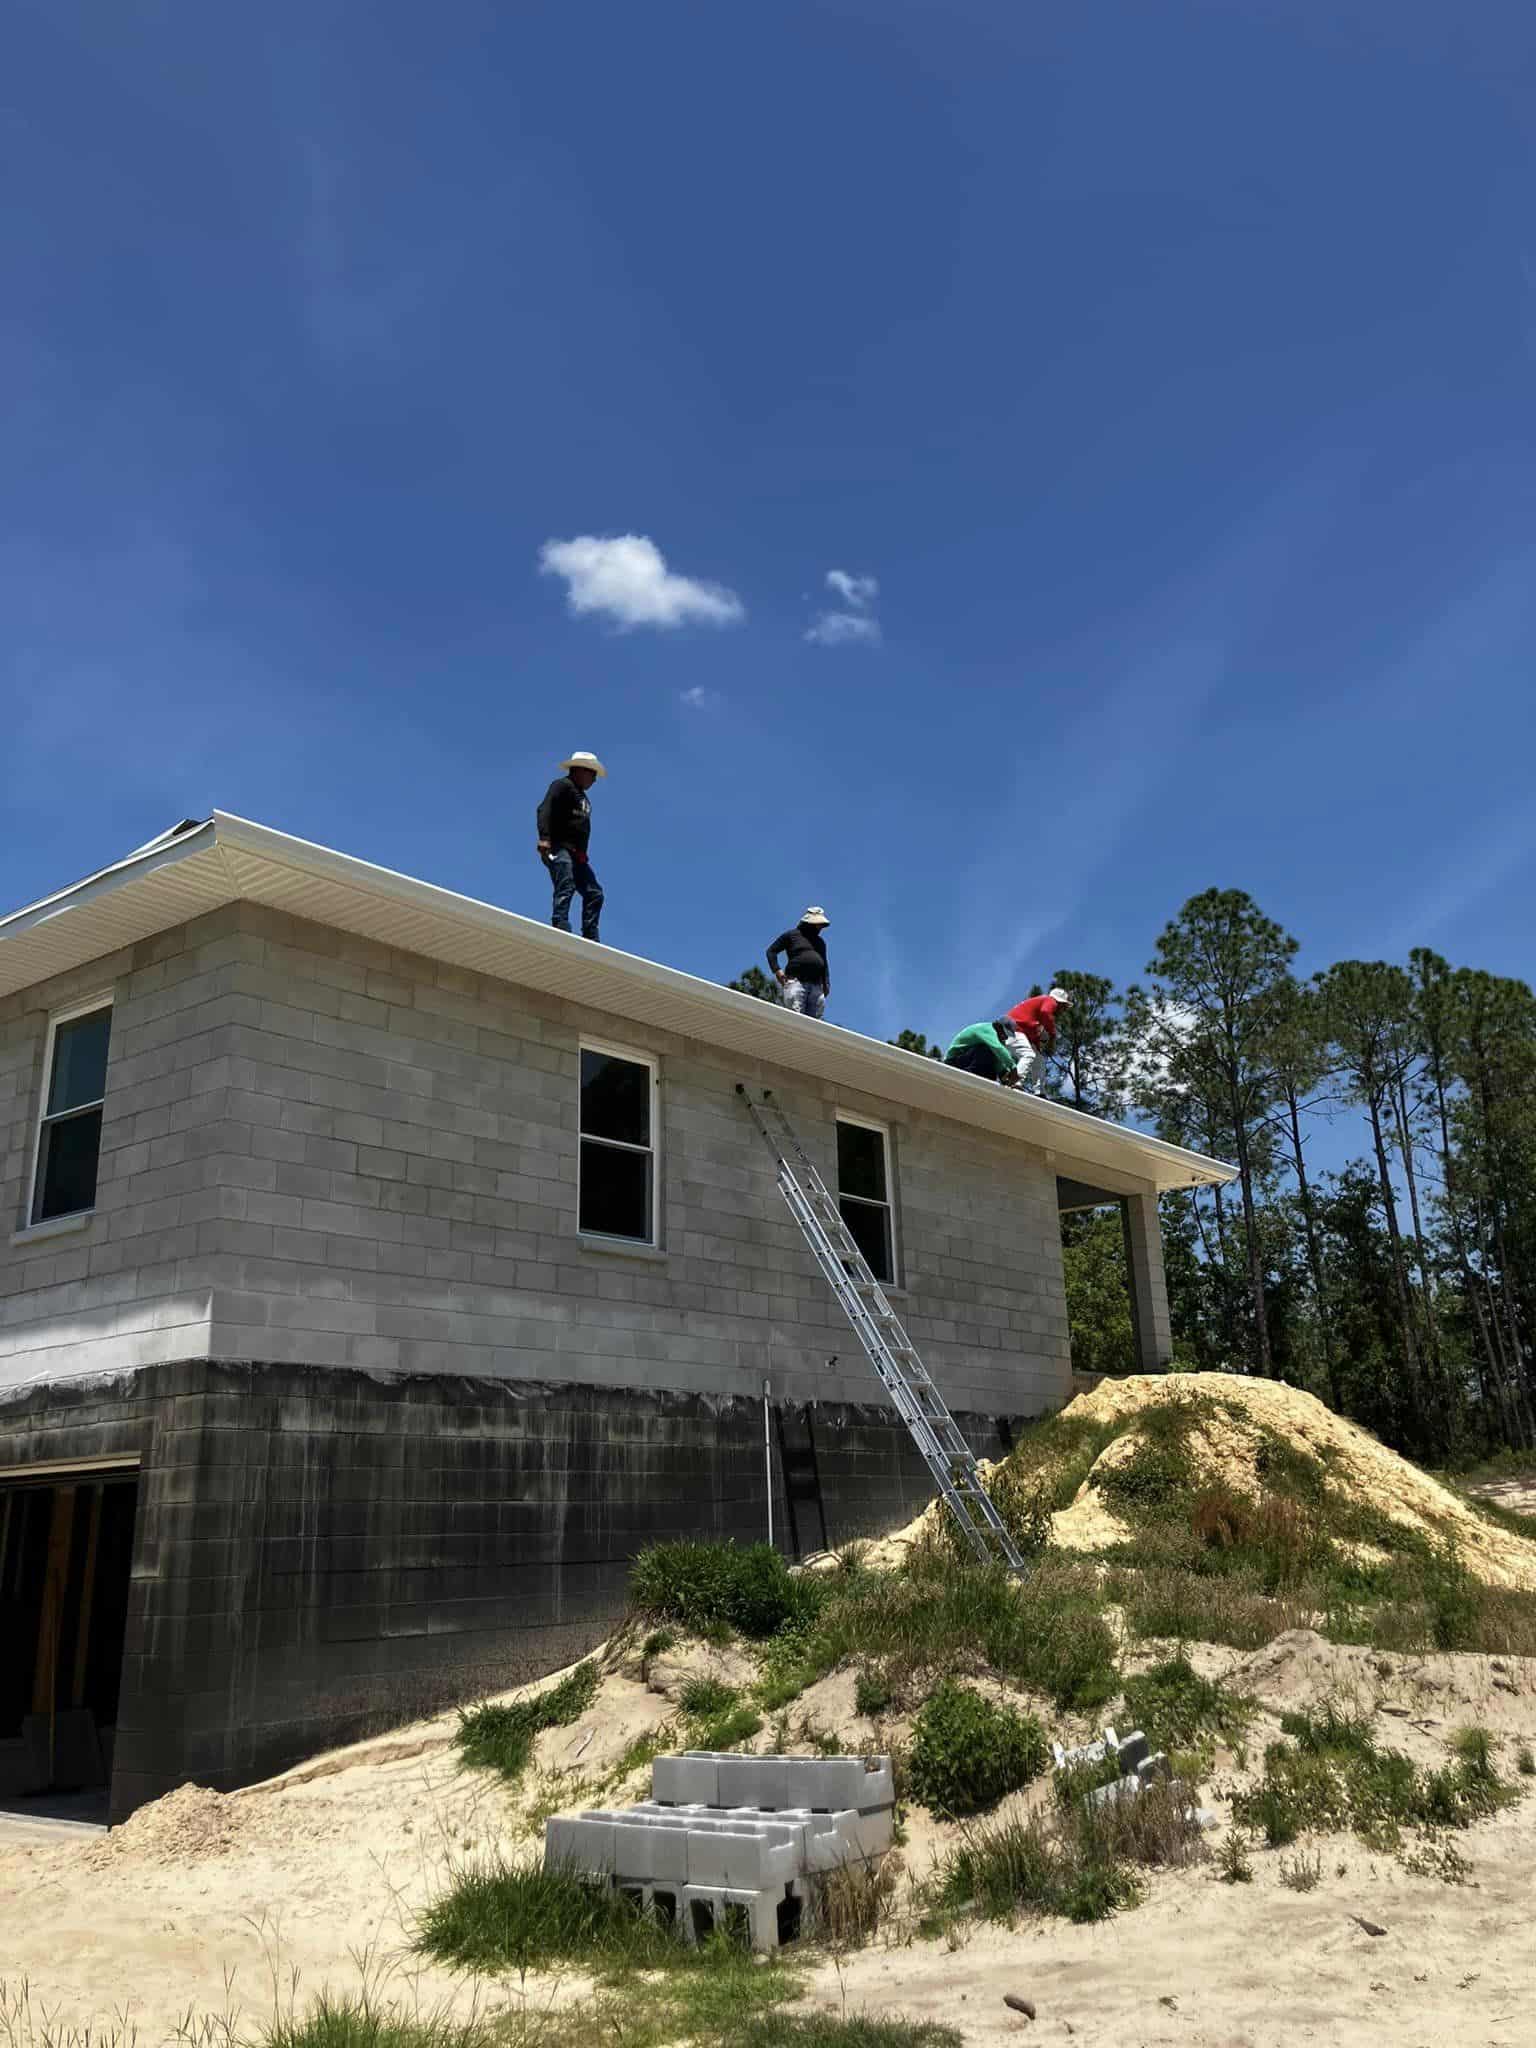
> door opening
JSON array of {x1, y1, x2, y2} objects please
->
[{"x1": 0, "y1": 1467, "x2": 138, "y2": 1816}]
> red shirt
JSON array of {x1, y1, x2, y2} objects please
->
[{"x1": 1007, "y1": 994, "x2": 1062, "y2": 1049}]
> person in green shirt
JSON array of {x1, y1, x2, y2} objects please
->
[{"x1": 943, "y1": 1019, "x2": 1023, "y2": 1085}]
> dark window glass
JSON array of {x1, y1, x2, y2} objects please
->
[
  {"x1": 35, "y1": 1107, "x2": 105, "y2": 1222},
  {"x1": 46, "y1": 1009, "x2": 111, "y2": 1116},
  {"x1": 580, "y1": 1138, "x2": 653, "y2": 1241},
  {"x1": 33, "y1": 1006, "x2": 113, "y2": 1223},
  {"x1": 581, "y1": 1050, "x2": 650, "y2": 1147},
  {"x1": 836, "y1": 1121, "x2": 888, "y2": 1203},
  {"x1": 841, "y1": 1197, "x2": 894, "y2": 1284}
]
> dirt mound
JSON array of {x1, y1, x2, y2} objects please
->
[
  {"x1": 84, "y1": 1783, "x2": 238, "y2": 1867},
  {"x1": 883, "y1": 1372, "x2": 1536, "y2": 1590}
]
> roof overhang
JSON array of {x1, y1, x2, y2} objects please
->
[{"x1": 0, "y1": 813, "x2": 1237, "y2": 1197}]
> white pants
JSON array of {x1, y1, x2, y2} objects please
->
[{"x1": 1009, "y1": 1038, "x2": 1046, "y2": 1091}]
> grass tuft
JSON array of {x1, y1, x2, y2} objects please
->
[{"x1": 455, "y1": 1663, "x2": 599, "y2": 1784}]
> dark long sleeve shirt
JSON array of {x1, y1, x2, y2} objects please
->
[
  {"x1": 537, "y1": 775, "x2": 592, "y2": 854},
  {"x1": 766, "y1": 925, "x2": 829, "y2": 989}
]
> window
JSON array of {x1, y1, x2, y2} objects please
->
[
  {"x1": 31, "y1": 1002, "x2": 113, "y2": 1225},
  {"x1": 579, "y1": 1045, "x2": 656, "y2": 1242},
  {"x1": 837, "y1": 1116, "x2": 895, "y2": 1284}
]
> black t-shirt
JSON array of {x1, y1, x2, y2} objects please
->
[
  {"x1": 537, "y1": 776, "x2": 591, "y2": 853},
  {"x1": 767, "y1": 925, "x2": 829, "y2": 986}
]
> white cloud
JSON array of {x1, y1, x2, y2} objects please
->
[
  {"x1": 539, "y1": 534, "x2": 744, "y2": 631},
  {"x1": 826, "y1": 569, "x2": 878, "y2": 610},
  {"x1": 805, "y1": 610, "x2": 882, "y2": 646},
  {"x1": 805, "y1": 566, "x2": 882, "y2": 647},
  {"x1": 678, "y1": 684, "x2": 718, "y2": 709}
]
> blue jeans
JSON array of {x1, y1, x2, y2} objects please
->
[
  {"x1": 782, "y1": 978, "x2": 826, "y2": 1018},
  {"x1": 547, "y1": 849, "x2": 604, "y2": 939}
]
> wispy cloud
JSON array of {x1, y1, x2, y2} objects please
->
[
  {"x1": 539, "y1": 534, "x2": 745, "y2": 631},
  {"x1": 678, "y1": 684, "x2": 719, "y2": 710},
  {"x1": 806, "y1": 566, "x2": 882, "y2": 647}
]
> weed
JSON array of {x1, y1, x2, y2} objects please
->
[
  {"x1": 935, "y1": 1778, "x2": 1198, "y2": 1926},
  {"x1": 907, "y1": 1683, "x2": 1047, "y2": 1817},
  {"x1": 1121, "y1": 1656, "x2": 1253, "y2": 1753},
  {"x1": 456, "y1": 1662, "x2": 599, "y2": 1784},
  {"x1": 692, "y1": 1702, "x2": 764, "y2": 1750},
  {"x1": 1278, "y1": 1848, "x2": 1322, "y2": 1893},
  {"x1": 1517, "y1": 1745, "x2": 1535, "y2": 1777},
  {"x1": 679, "y1": 1677, "x2": 739, "y2": 1719},
  {"x1": 1451, "y1": 1725, "x2": 1497, "y2": 1772},
  {"x1": 631, "y1": 1542, "x2": 823, "y2": 1639},
  {"x1": 854, "y1": 1667, "x2": 893, "y2": 1717},
  {"x1": 735, "y1": 2020, "x2": 961, "y2": 2048},
  {"x1": 805, "y1": 1860, "x2": 898, "y2": 1948},
  {"x1": 1217, "y1": 1831, "x2": 1252, "y2": 1883},
  {"x1": 260, "y1": 1994, "x2": 499, "y2": 2048},
  {"x1": 1232, "y1": 1710, "x2": 1522, "y2": 1861},
  {"x1": 1400, "y1": 1838, "x2": 1472, "y2": 1884}
]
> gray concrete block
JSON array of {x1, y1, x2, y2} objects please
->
[{"x1": 652, "y1": 1755, "x2": 720, "y2": 1807}]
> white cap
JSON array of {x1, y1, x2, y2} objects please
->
[
  {"x1": 1048, "y1": 986, "x2": 1072, "y2": 1004},
  {"x1": 800, "y1": 906, "x2": 830, "y2": 927},
  {"x1": 560, "y1": 751, "x2": 607, "y2": 777}
]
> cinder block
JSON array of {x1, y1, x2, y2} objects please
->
[
  {"x1": 652, "y1": 1755, "x2": 720, "y2": 1807},
  {"x1": 714, "y1": 1756, "x2": 790, "y2": 1810},
  {"x1": 545, "y1": 1816, "x2": 615, "y2": 1874}
]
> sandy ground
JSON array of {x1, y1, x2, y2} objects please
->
[
  {"x1": 3, "y1": 1631, "x2": 1535, "y2": 2048},
  {"x1": 1465, "y1": 1472, "x2": 1536, "y2": 1519}
]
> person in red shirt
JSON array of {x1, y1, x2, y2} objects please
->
[{"x1": 1005, "y1": 986, "x2": 1073, "y2": 1091}]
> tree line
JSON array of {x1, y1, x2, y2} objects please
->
[{"x1": 731, "y1": 893, "x2": 1536, "y2": 1463}]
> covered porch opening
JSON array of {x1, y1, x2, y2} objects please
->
[
  {"x1": 0, "y1": 1461, "x2": 139, "y2": 1824},
  {"x1": 1056, "y1": 1177, "x2": 1172, "y2": 1376}
]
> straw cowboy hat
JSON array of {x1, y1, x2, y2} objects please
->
[{"x1": 560, "y1": 751, "x2": 607, "y2": 777}]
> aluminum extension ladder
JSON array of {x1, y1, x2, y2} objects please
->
[{"x1": 736, "y1": 1084, "x2": 1030, "y2": 1573}]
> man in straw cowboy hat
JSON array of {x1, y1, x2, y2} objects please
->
[
  {"x1": 766, "y1": 906, "x2": 832, "y2": 1017},
  {"x1": 536, "y1": 750, "x2": 607, "y2": 940}
]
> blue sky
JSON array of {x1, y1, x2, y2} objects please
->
[{"x1": 6, "y1": 1, "x2": 1536, "y2": 1054}]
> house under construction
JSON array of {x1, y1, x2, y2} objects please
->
[{"x1": 0, "y1": 815, "x2": 1233, "y2": 1820}]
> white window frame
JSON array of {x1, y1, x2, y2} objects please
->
[
  {"x1": 577, "y1": 1037, "x2": 660, "y2": 1247},
  {"x1": 835, "y1": 1110, "x2": 898, "y2": 1287},
  {"x1": 27, "y1": 992, "x2": 115, "y2": 1228}
]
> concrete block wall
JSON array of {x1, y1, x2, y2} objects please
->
[
  {"x1": 196, "y1": 903, "x2": 1071, "y2": 1413},
  {"x1": 0, "y1": 1359, "x2": 1016, "y2": 1818},
  {"x1": 0, "y1": 907, "x2": 274, "y2": 1390},
  {"x1": 0, "y1": 901, "x2": 1073, "y2": 1415}
]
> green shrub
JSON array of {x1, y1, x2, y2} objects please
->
[
  {"x1": 1120, "y1": 1656, "x2": 1253, "y2": 1753},
  {"x1": 906, "y1": 1682, "x2": 1047, "y2": 1817},
  {"x1": 1217, "y1": 1831, "x2": 1252, "y2": 1883},
  {"x1": 1517, "y1": 1744, "x2": 1535, "y2": 1777},
  {"x1": 631, "y1": 1541, "x2": 822, "y2": 1639},
  {"x1": 854, "y1": 1666, "x2": 893, "y2": 1716},
  {"x1": 455, "y1": 1661, "x2": 599, "y2": 1783}
]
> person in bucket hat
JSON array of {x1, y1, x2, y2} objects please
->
[
  {"x1": 536, "y1": 751, "x2": 607, "y2": 940},
  {"x1": 1005, "y1": 985, "x2": 1073, "y2": 1091},
  {"x1": 766, "y1": 906, "x2": 832, "y2": 1018}
]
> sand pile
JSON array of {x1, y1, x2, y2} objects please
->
[
  {"x1": 84, "y1": 1783, "x2": 238, "y2": 1867},
  {"x1": 871, "y1": 1372, "x2": 1536, "y2": 1590}
]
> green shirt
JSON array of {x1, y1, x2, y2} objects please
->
[{"x1": 944, "y1": 1021, "x2": 1018, "y2": 1076}]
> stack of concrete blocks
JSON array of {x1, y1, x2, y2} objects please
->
[
  {"x1": 1052, "y1": 1725, "x2": 1177, "y2": 1810},
  {"x1": 545, "y1": 1751, "x2": 895, "y2": 1951}
]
